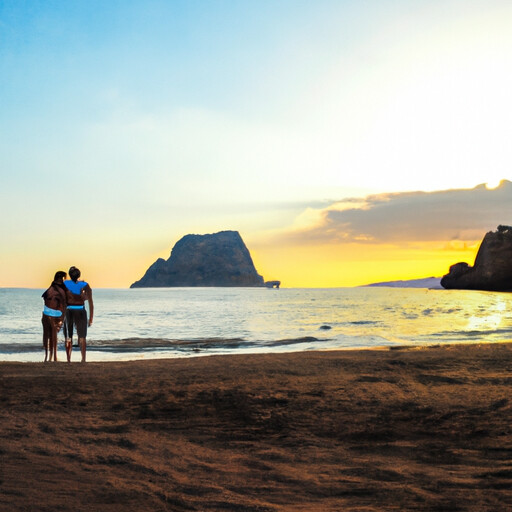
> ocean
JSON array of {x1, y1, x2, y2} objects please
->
[{"x1": 1, "y1": 287, "x2": 511, "y2": 362}]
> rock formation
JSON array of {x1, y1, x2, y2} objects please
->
[
  {"x1": 130, "y1": 231, "x2": 265, "y2": 288},
  {"x1": 441, "y1": 225, "x2": 512, "y2": 291}
]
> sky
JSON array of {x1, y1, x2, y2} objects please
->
[{"x1": 1, "y1": 0, "x2": 511, "y2": 288}]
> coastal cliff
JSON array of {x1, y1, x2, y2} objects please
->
[
  {"x1": 441, "y1": 225, "x2": 512, "y2": 291},
  {"x1": 130, "y1": 231, "x2": 265, "y2": 288}
]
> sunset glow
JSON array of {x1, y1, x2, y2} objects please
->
[{"x1": 1, "y1": 1, "x2": 511, "y2": 288}]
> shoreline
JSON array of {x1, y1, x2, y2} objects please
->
[
  {"x1": 1, "y1": 343, "x2": 512, "y2": 511},
  {"x1": 3, "y1": 337, "x2": 512, "y2": 364}
]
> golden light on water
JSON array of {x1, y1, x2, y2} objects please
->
[{"x1": 467, "y1": 296, "x2": 508, "y2": 332}]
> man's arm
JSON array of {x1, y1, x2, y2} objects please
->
[{"x1": 86, "y1": 285, "x2": 94, "y2": 326}]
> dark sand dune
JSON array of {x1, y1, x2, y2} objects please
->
[{"x1": 1, "y1": 343, "x2": 511, "y2": 511}]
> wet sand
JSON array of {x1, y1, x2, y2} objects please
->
[{"x1": 1, "y1": 343, "x2": 511, "y2": 511}]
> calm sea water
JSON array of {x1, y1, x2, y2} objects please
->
[{"x1": 1, "y1": 287, "x2": 512, "y2": 362}]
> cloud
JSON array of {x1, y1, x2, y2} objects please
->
[{"x1": 283, "y1": 180, "x2": 512, "y2": 245}]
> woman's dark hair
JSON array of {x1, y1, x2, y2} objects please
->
[
  {"x1": 69, "y1": 266, "x2": 81, "y2": 282},
  {"x1": 54, "y1": 271, "x2": 67, "y2": 281}
]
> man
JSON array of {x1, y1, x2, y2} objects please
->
[
  {"x1": 63, "y1": 266, "x2": 93, "y2": 363},
  {"x1": 41, "y1": 271, "x2": 68, "y2": 362}
]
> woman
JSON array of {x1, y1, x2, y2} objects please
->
[{"x1": 41, "y1": 271, "x2": 68, "y2": 362}]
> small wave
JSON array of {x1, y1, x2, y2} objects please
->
[
  {"x1": 0, "y1": 328, "x2": 36, "y2": 336},
  {"x1": 89, "y1": 337, "x2": 247, "y2": 352},
  {"x1": 0, "y1": 336, "x2": 328, "y2": 356},
  {"x1": 0, "y1": 343, "x2": 41, "y2": 353},
  {"x1": 264, "y1": 336, "x2": 322, "y2": 347}
]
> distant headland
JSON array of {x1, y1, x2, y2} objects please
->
[
  {"x1": 364, "y1": 277, "x2": 442, "y2": 289},
  {"x1": 131, "y1": 230, "x2": 280, "y2": 288}
]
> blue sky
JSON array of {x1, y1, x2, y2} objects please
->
[{"x1": 1, "y1": 1, "x2": 511, "y2": 287}]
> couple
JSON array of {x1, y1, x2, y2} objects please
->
[{"x1": 41, "y1": 266, "x2": 94, "y2": 363}]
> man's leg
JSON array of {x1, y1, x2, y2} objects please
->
[
  {"x1": 77, "y1": 309, "x2": 88, "y2": 363},
  {"x1": 65, "y1": 338, "x2": 72, "y2": 362},
  {"x1": 79, "y1": 337, "x2": 86, "y2": 363},
  {"x1": 64, "y1": 311, "x2": 73, "y2": 363}
]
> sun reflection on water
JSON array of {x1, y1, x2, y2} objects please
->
[{"x1": 466, "y1": 296, "x2": 508, "y2": 332}]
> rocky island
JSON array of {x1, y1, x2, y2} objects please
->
[
  {"x1": 441, "y1": 225, "x2": 512, "y2": 291},
  {"x1": 131, "y1": 230, "x2": 271, "y2": 288}
]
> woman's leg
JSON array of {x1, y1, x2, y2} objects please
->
[
  {"x1": 42, "y1": 315, "x2": 50, "y2": 363},
  {"x1": 51, "y1": 318, "x2": 60, "y2": 362}
]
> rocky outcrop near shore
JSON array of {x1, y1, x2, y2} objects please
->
[
  {"x1": 441, "y1": 225, "x2": 512, "y2": 291},
  {"x1": 131, "y1": 230, "x2": 265, "y2": 287}
]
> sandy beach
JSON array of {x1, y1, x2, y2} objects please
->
[{"x1": 1, "y1": 343, "x2": 511, "y2": 511}]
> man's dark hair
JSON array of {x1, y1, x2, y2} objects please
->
[
  {"x1": 69, "y1": 266, "x2": 81, "y2": 282},
  {"x1": 54, "y1": 271, "x2": 67, "y2": 282}
]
